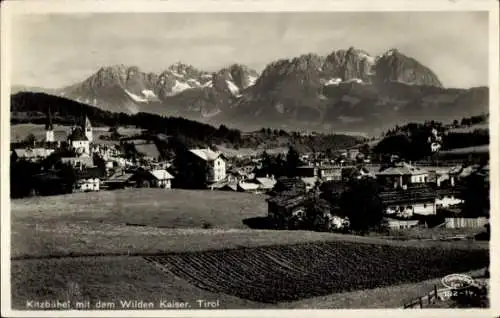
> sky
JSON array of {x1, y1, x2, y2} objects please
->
[{"x1": 11, "y1": 11, "x2": 489, "y2": 89}]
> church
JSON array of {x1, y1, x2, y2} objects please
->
[{"x1": 67, "y1": 116, "x2": 93, "y2": 157}]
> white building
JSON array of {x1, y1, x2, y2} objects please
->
[
  {"x1": 45, "y1": 108, "x2": 55, "y2": 142},
  {"x1": 189, "y1": 148, "x2": 227, "y2": 183},
  {"x1": 74, "y1": 167, "x2": 102, "y2": 192},
  {"x1": 149, "y1": 169, "x2": 175, "y2": 189}
]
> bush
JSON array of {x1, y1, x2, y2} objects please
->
[{"x1": 201, "y1": 221, "x2": 213, "y2": 229}]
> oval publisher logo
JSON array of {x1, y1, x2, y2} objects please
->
[{"x1": 441, "y1": 274, "x2": 474, "y2": 290}]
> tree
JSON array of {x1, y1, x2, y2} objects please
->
[
  {"x1": 460, "y1": 172, "x2": 489, "y2": 217},
  {"x1": 339, "y1": 178, "x2": 384, "y2": 234},
  {"x1": 24, "y1": 133, "x2": 36, "y2": 146},
  {"x1": 285, "y1": 146, "x2": 301, "y2": 176},
  {"x1": 300, "y1": 198, "x2": 332, "y2": 232}
]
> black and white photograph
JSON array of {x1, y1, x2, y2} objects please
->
[{"x1": 1, "y1": 0, "x2": 498, "y2": 316}]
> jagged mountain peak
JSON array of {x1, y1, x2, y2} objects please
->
[{"x1": 374, "y1": 49, "x2": 443, "y2": 87}]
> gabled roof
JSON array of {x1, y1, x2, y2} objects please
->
[
  {"x1": 106, "y1": 173, "x2": 134, "y2": 182},
  {"x1": 275, "y1": 177, "x2": 306, "y2": 190},
  {"x1": 377, "y1": 162, "x2": 427, "y2": 176},
  {"x1": 238, "y1": 181, "x2": 260, "y2": 191},
  {"x1": 75, "y1": 167, "x2": 104, "y2": 180},
  {"x1": 68, "y1": 127, "x2": 88, "y2": 141},
  {"x1": 149, "y1": 169, "x2": 174, "y2": 180},
  {"x1": 189, "y1": 148, "x2": 221, "y2": 161},
  {"x1": 61, "y1": 156, "x2": 94, "y2": 167},
  {"x1": 268, "y1": 193, "x2": 309, "y2": 209},
  {"x1": 255, "y1": 177, "x2": 276, "y2": 189},
  {"x1": 13, "y1": 148, "x2": 54, "y2": 158}
]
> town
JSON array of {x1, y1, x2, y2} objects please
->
[{"x1": 10, "y1": 108, "x2": 490, "y2": 234}]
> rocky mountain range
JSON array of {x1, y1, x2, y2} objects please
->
[{"x1": 14, "y1": 47, "x2": 488, "y2": 134}]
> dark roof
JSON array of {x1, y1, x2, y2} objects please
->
[
  {"x1": 436, "y1": 187, "x2": 462, "y2": 197},
  {"x1": 268, "y1": 193, "x2": 309, "y2": 209},
  {"x1": 274, "y1": 177, "x2": 306, "y2": 191},
  {"x1": 68, "y1": 127, "x2": 88, "y2": 141},
  {"x1": 75, "y1": 167, "x2": 104, "y2": 180},
  {"x1": 33, "y1": 172, "x2": 65, "y2": 183},
  {"x1": 378, "y1": 185, "x2": 436, "y2": 206},
  {"x1": 106, "y1": 173, "x2": 134, "y2": 183}
]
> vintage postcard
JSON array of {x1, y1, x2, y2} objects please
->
[{"x1": 1, "y1": 0, "x2": 498, "y2": 317}]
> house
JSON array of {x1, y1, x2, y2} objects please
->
[
  {"x1": 237, "y1": 181, "x2": 261, "y2": 193},
  {"x1": 378, "y1": 184, "x2": 437, "y2": 218},
  {"x1": 149, "y1": 169, "x2": 175, "y2": 189},
  {"x1": 341, "y1": 166, "x2": 374, "y2": 182},
  {"x1": 436, "y1": 188, "x2": 463, "y2": 208},
  {"x1": 60, "y1": 156, "x2": 94, "y2": 168},
  {"x1": 103, "y1": 172, "x2": 135, "y2": 189},
  {"x1": 12, "y1": 148, "x2": 55, "y2": 162},
  {"x1": 188, "y1": 148, "x2": 227, "y2": 183},
  {"x1": 347, "y1": 148, "x2": 360, "y2": 161},
  {"x1": 74, "y1": 167, "x2": 103, "y2": 192},
  {"x1": 254, "y1": 176, "x2": 277, "y2": 191},
  {"x1": 318, "y1": 165, "x2": 343, "y2": 181},
  {"x1": 376, "y1": 162, "x2": 429, "y2": 189},
  {"x1": 272, "y1": 177, "x2": 307, "y2": 195},
  {"x1": 267, "y1": 193, "x2": 310, "y2": 228},
  {"x1": 296, "y1": 165, "x2": 318, "y2": 178},
  {"x1": 131, "y1": 169, "x2": 174, "y2": 188},
  {"x1": 301, "y1": 176, "x2": 320, "y2": 192}
]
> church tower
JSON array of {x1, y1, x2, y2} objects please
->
[
  {"x1": 45, "y1": 106, "x2": 54, "y2": 142},
  {"x1": 84, "y1": 115, "x2": 93, "y2": 142}
]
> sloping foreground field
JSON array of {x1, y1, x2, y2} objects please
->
[
  {"x1": 143, "y1": 241, "x2": 488, "y2": 304},
  {"x1": 11, "y1": 240, "x2": 488, "y2": 309}
]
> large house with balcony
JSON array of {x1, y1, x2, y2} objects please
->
[
  {"x1": 378, "y1": 184, "x2": 437, "y2": 218},
  {"x1": 376, "y1": 162, "x2": 429, "y2": 189}
]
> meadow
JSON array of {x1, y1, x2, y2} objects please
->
[{"x1": 10, "y1": 188, "x2": 489, "y2": 309}]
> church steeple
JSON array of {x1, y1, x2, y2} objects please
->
[
  {"x1": 45, "y1": 106, "x2": 54, "y2": 142},
  {"x1": 45, "y1": 106, "x2": 53, "y2": 130},
  {"x1": 83, "y1": 115, "x2": 93, "y2": 142}
]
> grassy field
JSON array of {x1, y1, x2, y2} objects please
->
[
  {"x1": 440, "y1": 144, "x2": 489, "y2": 155},
  {"x1": 10, "y1": 188, "x2": 490, "y2": 309},
  {"x1": 12, "y1": 189, "x2": 268, "y2": 228}
]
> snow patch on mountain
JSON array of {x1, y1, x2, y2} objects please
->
[
  {"x1": 124, "y1": 89, "x2": 148, "y2": 103},
  {"x1": 142, "y1": 89, "x2": 158, "y2": 99},
  {"x1": 324, "y1": 78, "x2": 342, "y2": 86},
  {"x1": 226, "y1": 80, "x2": 240, "y2": 95},
  {"x1": 171, "y1": 80, "x2": 192, "y2": 94},
  {"x1": 247, "y1": 75, "x2": 257, "y2": 87},
  {"x1": 345, "y1": 78, "x2": 364, "y2": 84},
  {"x1": 187, "y1": 79, "x2": 201, "y2": 87}
]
